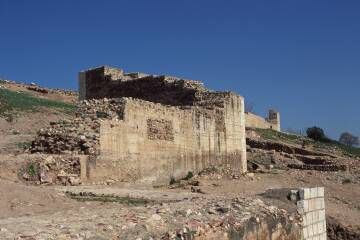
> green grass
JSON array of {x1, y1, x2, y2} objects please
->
[
  {"x1": 251, "y1": 127, "x2": 360, "y2": 158},
  {"x1": 0, "y1": 88, "x2": 75, "y2": 117},
  {"x1": 251, "y1": 128, "x2": 308, "y2": 145},
  {"x1": 17, "y1": 141, "x2": 32, "y2": 150},
  {"x1": 313, "y1": 140, "x2": 360, "y2": 157},
  {"x1": 26, "y1": 162, "x2": 40, "y2": 178}
]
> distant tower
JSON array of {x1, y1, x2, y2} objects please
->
[{"x1": 268, "y1": 109, "x2": 281, "y2": 131}]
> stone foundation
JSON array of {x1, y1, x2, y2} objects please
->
[{"x1": 88, "y1": 96, "x2": 246, "y2": 184}]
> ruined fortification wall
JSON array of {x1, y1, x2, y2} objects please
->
[
  {"x1": 89, "y1": 96, "x2": 246, "y2": 184},
  {"x1": 245, "y1": 110, "x2": 281, "y2": 131},
  {"x1": 79, "y1": 66, "x2": 207, "y2": 106}
]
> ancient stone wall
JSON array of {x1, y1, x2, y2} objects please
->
[
  {"x1": 78, "y1": 66, "x2": 206, "y2": 106},
  {"x1": 89, "y1": 96, "x2": 246, "y2": 184},
  {"x1": 245, "y1": 110, "x2": 281, "y2": 131}
]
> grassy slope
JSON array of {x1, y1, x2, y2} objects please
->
[
  {"x1": 252, "y1": 128, "x2": 360, "y2": 158},
  {"x1": 0, "y1": 88, "x2": 75, "y2": 118}
]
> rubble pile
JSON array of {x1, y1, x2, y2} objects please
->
[
  {"x1": 21, "y1": 154, "x2": 81, "y2": 185},
  {"x1": 30, "y1": 98, "x2": 125, "y2": 154},
  {"x1": 26, "y1": 85, "x2": 49, "y2": 94},
  {"x1": 0, "y1": 79, "x2": 77, "y2": 97},
  {"x1": 197, "y1": 164, "x2": 240, "y2": 180}
]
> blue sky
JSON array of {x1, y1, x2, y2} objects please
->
[{"x1": 0, "y1": 0, "x2": 359, "y2": 139}]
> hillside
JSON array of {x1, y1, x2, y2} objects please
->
[{"x1": 0, "y1": 81, "x2": 77, "y2": 153}]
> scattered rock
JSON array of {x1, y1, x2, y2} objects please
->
[{"x1": 150, "y1": 214, "x2": 162, "y2": 221}]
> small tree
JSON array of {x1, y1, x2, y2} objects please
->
[
  {"x1": 339, "y1": 132, "x2": 359, "y2": 147},
  {"x1": 306, "y1": 126, "x2": 326, "y2": 141}
]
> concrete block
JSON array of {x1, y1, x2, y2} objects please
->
[
  {"x1": 311, "y1": 188, "x2": 318, "y2": 198},
  {"x1": 319, "y1": 232, "x2": 327, "y2": 240},
  {"x1": 313, "y1": 211, "x2": 319, "y2": 222},
  {"x1": 308, "y1": 198, "x2": 316, "y2": 211},
  {"x1": 303, "y1": 226, "x2": 308, "y2": 238},
  {"x1": 300, "y1": 188, "x2": 311, "y2": 200},
  {"x1": 314, "y1": 222, "x2": 320, "y2": 235},
  {"x1": 319, "y1": 209, "x2": 325, "y2": 221},
  {"x1": 315, "y1": 198, "x2": 321, "y2": 210},
  {"x1": 297, "y1": 200, "x2": 308, "y2": 214},
  {"x1": 320, "y1": 198, "x2": 325, "y2": 209},
  {"x1": 308, "y1": 224, "x2": 314, "y2": 237},
  {"x1": 302, "y1": 215, "x2": 307, "y2": 226},
  {"x1": 318, "y1": 221, "x2": 325, "y2": 234},
  {"x1": 305, "y1": 212, "x2": 311, "y2": 225},
  {"x1": 309, "y1": 212, "x2": 315, "y2": 224},
  {"x1": 318, "y1": 187, "x2": 324, "y2": 197}
]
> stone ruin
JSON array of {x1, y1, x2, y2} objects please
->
[
  {"x1": 245, "y1": 109, "x2": 281, "y2": 131},
  {"x1": 30, "y1": 65, "x2": 251, "y2": 184}
]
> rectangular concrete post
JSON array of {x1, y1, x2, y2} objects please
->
[{"x1": 297, "y1": 187, "x2": 327, "y2": 240}]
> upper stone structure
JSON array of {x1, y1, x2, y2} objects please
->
[
  {"x1": 79, "y1": 66, "x2": 209, "y2": 106},
  {"x1": 75, "y1": 66, "x2": 247, "y2": 183}
]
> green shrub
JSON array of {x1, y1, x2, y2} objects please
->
[
  {"x1": 27, "y1": 162, "x2": 39, "y2": 177},
  {"x1": 169, "y1": 176, "x2": 176, "y2": 185},
  {"x1": 183, "y1": 171, "x2": 194, "y2": 180}
]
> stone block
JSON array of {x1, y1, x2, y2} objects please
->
[
  {"x1": 318, "y1": 221, "x2": 325, "y2": 234},
  {"x1": 302, "y1": 226, "x2": 309, "y2": 238},
  {"x1": 317, "y1": 187, "x2": 324, "y2": 197},
  {"x1": 313, "y1": 222, "x2": 319, "y2": 235},
  {"x1": 319, "y1": 232, "x2": 327, "y2": 240},
  {"x1": 319, "y1": 209, "x2": 325, "y2": 221},
  {"x1": 320, "y1": 198, "x2": 325, "y2": 209},
  {"x1": 300, "y1": 188, "x2": 311, "y2": 200},
  {"x1": 306, "y1": 212, "x2": 313, "y2": 225},
  {"x1": 308, "y1": 198, "x2": 316, "y2": 211},
  {"x1": 311, "y1": 188, "x2": 318, "y2": 198},
  {"x1": 308, "y1": 224, "x2": 314, "y2": 237},
  {"x1": 297, "y1": 200, "x2": 308, "y2": 214},
  {"x1": 302, "y1": 216, "x2": 307, "y2": 226},
  {"x1": 316, "y1": 198, "x2": 325, "y2": 210},
  {"x1": 313, "y1": 211, "x2": 319, "y2": 222}
]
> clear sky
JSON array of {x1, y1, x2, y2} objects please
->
[{"x1": 0, "y1": 0, "x2": 359, "y2": 139}]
